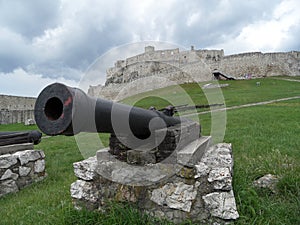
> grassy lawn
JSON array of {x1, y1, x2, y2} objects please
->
[{"x1": 0, "y1": 77, "x2": 299, "y2": 224}]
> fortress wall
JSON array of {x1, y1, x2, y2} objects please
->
[
  {"x1": 90, "y1": 47, "x2": 300, "y2": 100},
  {"x1": 0, "y1": 95, "x2": 36, "y2": 110},
  {"x1": 0, "y1": 95, "x2": 36, "y2": 124},
  {"x1": 217, "y1": 52, "x2": 300, "y2": 77}
]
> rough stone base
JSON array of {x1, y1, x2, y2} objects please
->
[
  {"x1": 71, "y1": 139, "x2": 239, "y2": 224},
  {"x1": 0, "y1": 143, "x2": 46, "y2": 198}
]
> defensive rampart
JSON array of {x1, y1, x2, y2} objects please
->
[
  {"x1": 88, "y1": 46, "x2": 300, "y2": 100},
  {"x1": 0, "y1": 95, "x2": 36, "y2": 125}
]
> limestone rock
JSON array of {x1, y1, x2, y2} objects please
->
[
  {"x1": 127, "y1": 150, "x2": 156, "y2": 165},
  {"x1": 202, "y1": 191, "x2": 239, "y2": 220},
  {"x1": 201, "y1": 144, "x2": 233, "y2": 170},
  {"x1": 70, "y1": 180, "x2": 99, "y2": 203},
  {"x1": 0, "y1": 169, "x2": 19, "y2": 180},
  {"x1": 151, "y1": 182, "x2": 198, "y2": 212},
  {"x1": 253, "y1": 174, "x2": 279, "y2": 193},
  {"x1": 0, "y1": 179, "x2": 18, "y2": 197},
  {"x1": 0, "y1": 154, "x2": 18, "y2": 169},
  {"x1": 24, "y1": 118, "x2": 35, "y2": 125},
  {"x1": 19, "y1": 166, "x2": 32, "y2": 176},
  {"x1": 208, "y1": 167, "x2": 232, "y2": 191},
  {"x1": 73, "y1": 156, "x2": 97, "y2": 181},
  {"x1": 34, "y1": 159, "x2": 45, "y2": 173},
  {"x1": 177, "y1": 136, "x2": 211, "y2": 167},
  {"x1": 194, "y1": 162, "x2": 209, "y2": 178},
  {"x1": 13, "y1": 150, "x2": 42, "y2": 165}
]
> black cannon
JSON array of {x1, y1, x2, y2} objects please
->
[
  {"x1": 0, "y1": 130, "x2": 42, "y2": 147},
  {"x1": 34, "y1": 83, "x2": 184, "y2": 139}
]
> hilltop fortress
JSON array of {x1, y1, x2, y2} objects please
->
[
  {"x1": 0, "y1": 46, "x2": 299, "y2": 124},
  {"x1": 88, "y1": 46, "x2": 300, "y2": 100}
]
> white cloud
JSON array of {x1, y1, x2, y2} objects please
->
[
  {"x1": 208, "y1": 0, "x2": 300, "y2": 54},
  {"x1": 0, "y1": 0, "x2": 299, "y2": 96},
  {"x1": 0, "y1": 68, "x2": 78, "y2": 97}
]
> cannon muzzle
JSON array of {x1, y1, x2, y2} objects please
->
[{"x1": 34, "y1": 83, "x2": 183, "y2": 138}]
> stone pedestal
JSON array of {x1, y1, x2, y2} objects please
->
[
  {"x1": 70, "y1": 137, "x2": 239, "y2": 224},
  {"x1": 0, "y1": 143, "x2": 46, "y2": 198}
]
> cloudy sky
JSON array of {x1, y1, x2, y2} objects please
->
[{"x1": 0, "y1": 0, "x2": 299, "y2": 97}]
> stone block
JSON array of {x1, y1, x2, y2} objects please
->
[
  {"x1": 177, "y1": 136, "x2": 211, "y2": 167},
  {"x1": 73, "y1": 156, "x2": 98, "y2": 181},
  {"x1": 70, "y1": 180, "x2": 99, "y2": 204},
  {"x1": 150, "y1": 182, "x2": 199, "y2": 212},
  {"x1": 202, "y1": 190, "x2": 239, "y2": 220},
  {"x1": 208, "y1": 167, "x2": 232, "y2": 191},
  {"x1": 0, "y1": 179, "x2": 18, "y2": 197},
  {"x1": 0, "y1": 143, "x2": 34, "y2": 155},
  {"x1": 34, "y1": 159, "x2": 45, "y2": 173},
  {"x1": 127, "y1": 150, "x2": 156, "y2": 165},
  {"x1": 0, "y1": 169, "x2": 19, "y2": 180},
  {"x1": 0, "y1": 154, "x2": 18, "y2": 169},
  {"x1": 13, "y1": 150, "x2": 42, "y2": 165},
  {"x1": 19, "y1": 166, "x2": 31, "y2": 176}
]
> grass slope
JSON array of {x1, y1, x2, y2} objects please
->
[{"x1": 0, "y1": 77, "x2": 299, "y2": 224}]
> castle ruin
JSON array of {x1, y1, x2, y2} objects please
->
[{"x1": 88, "y1": 46, "x2": 300, "y2": 100}]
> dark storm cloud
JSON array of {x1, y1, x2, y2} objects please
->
[
  {"x1": 0, "y1": 0, "x2": 60, "y2": 38},
  {"x1": 0, "y1": 0, "x2": 299, "y2": 96}
]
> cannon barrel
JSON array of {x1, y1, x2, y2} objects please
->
[
  {"x1": 34, "y1": 83, "x2": 183, "y2": 138},
  {"x1": 0, "y1": 130, "x2": 42, "y2": 146}
]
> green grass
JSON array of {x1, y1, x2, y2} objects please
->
[{"x1": 0, "y1": 76, "x2": 300, "y2": 224}]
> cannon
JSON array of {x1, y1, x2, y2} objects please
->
[
  {"x1": 34, "y1": 83, "x2": 184, "y2": 139},
  {"x1": 0, "y1": 130, "x2": 42, "y2": 147}
]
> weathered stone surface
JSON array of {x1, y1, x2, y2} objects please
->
[
  {"x1": 97, "y1": 148, "x2": 180, "y2": 186},
  {"x1": 73, "y1": 156, "x2": 98, "y2": 181},
  {"x1": 89, "y1": 46, "x2": 300, "y2": 101},
  {"x1": 73, "y1": 142, "x2": 238, "y2": 224},
  {"x1": 202, "y1": 190, "x2": 239, "y2": 220},
  {"x1": 0, "y1": 154, "x2": 18, "y2": 169},
  {"x1": 0, "y1": 143, "x2": 34, "y2": 155},
  {"x1": 0, "y1": 179, "x2": 18, "y2": 197},
  {"x1": 0, "y1": 169, "x2": 19, "y2": 180},
  {"x1": 201, "y1": 143, "x2": 233, "y2": 171},
  {"x1": 13, "y1": 150, "x2": 42, "y2": 165},
  {"x1": 70, "y1": 180, "x2": 99, "y2": 203},
  {"x1": 24, "y1": 118, "x2": 35, "y2": 125},
  {"x1": 253, "y1": 174, "x2": 279, "y2": 193},
  {"x1": 176, "y1": 167, "x2": 196, "y2": 179},
  {"x1": 19, "y1": 166, "x2": 31, "y2": 176},
  {"x1": 208, "y1": 167, "x2": 232, "y2": 191},
  {"x1": 194, "y1": 162, "x2": 210, "y2": 178},
  {"x1": 151, "y1": 182, "x2": 198, "y2": 212},
  {"x1": 177, "y1": 136, "x2": 211, "y2": 167},
  {"x1": 127, "y1": 150, "x2": 156, "y2": 165},
  {"x1": 34, "y1": 159, "x2": 45, "y2": 173}
]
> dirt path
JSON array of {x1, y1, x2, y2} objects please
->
[
  {"x1": 183, "y1": 95, "x2": 300, "y2": 117},
  {"x1": 274, "y1": 78, "x2": 300, "y2": 82}
]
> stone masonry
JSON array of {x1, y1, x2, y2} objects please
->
[
  {"x1": 0, "y1": 143, "x2": 46, "y2": 198},
  {"x1": 0, "y1": 94, "x2": 36, "y2": 125},
  {"x1": 70, "y1": 139, "x2": 239, "y2": 224},
  {"x1": 88, "y1": 46, "x2": 300, "y2": 100}
]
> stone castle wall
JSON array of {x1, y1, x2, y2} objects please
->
[
  {"x1": 88, "y1": 46, "x2": 300, "y2": 100},
  {"x1": 0, "y1": 95, "x2": 36, "y2": 125}
]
